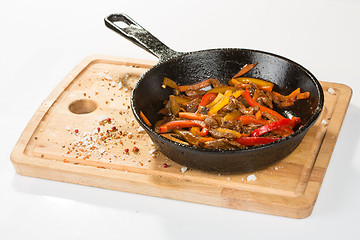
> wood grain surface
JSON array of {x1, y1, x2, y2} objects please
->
[{"x1": 10, "y1": 55, "x2": 352, "y2": 218}]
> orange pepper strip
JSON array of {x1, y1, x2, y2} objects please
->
[
  {"x1": 178, "y1": 79, "x2": 212, "y2": 92},
  {"x1": 297, "y1": 92, "x2": 310, "y2": 100},
  {"x1": 243, "y1": 89, "x2": 285, "y2": 120},
  {"x1": 178, "y1": 112, "x2": 207, "y2": 121},
  {"x1": 288, "y1": 88, "x2": 301, "y2": 100},
  {"x1": 198, "y1": 137, "x2": 216, "y2": 143},
  {"x1": 140, "y1": 111, "x2": 151, "y2": 127},
  {"x1": 233, "y1": 63, "x2": 258, "y2": 78},
  {"x1": 255, "y1": 110, "x2": 262, "y2": 120}
]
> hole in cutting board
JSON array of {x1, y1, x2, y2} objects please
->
[{"x1": 69, "y1": 99, "x2": 97, "y2": 114}]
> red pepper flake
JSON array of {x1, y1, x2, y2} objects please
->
[
  {"x1": 112, "y1": 126, "x2": 117, "y2": 131},
  {"x1": 163, "y1": 163, "x2": 168, "y2": 168},
  {"x1": 97, "y1": 127, "x2": 100, "y2": 132},
  {"x1": 132, "y1": 146, "x2": 139, "y2": 153},
  {"x1": 107, "y1": 118, "x2": 112, "y2": 123},
  {"x1": 140, "y1": 162, "x2": 144, "y2": 166},
  {"x1": 124, "y1": 148, "x2": 129, "y2": 154},
  {"x1": 74, "y1": 129, "x2": 79, "y2": 134},
  {"x1": 64, "y1": 159, "x2": 69, "y2": 163}
]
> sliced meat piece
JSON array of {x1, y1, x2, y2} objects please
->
[
  {"x1": 185, "y1": 90, "x2": 206, "y2": 97},
  {"x1": 236, "y1": 101, "x2": 259, "y2": 115},
  {"x1": 222, "y1": 96, "x2": 237, "y2": 112},
  {"x1": 185, "y1": 98, "x2": 202, "y2": 113},
  {"x1": 241, "y1": 124, "x2": 261, "y2": 135},
  {"x1": 228, "y1": 140, "x2": 246, "y2": 148},
  {"x1": 262, "y1": 111, "x2": 277, "y2": 122},
  {"x1": 256, "y1": 91, "x2": 273, "y2": 109},
  {"x1": 205, "y1": 138, "x2": 235, "y2": 149},
  {"x1": 204, "y1": 116, "x2": 219, "y2": 128},
  {"x1": 209, "y1": 78, "x2": 224, "y2": 88},
  {"x1": 221, "y1": 120, "x2": 236, "y2": 129},
  {"x1": 158, "y1": 107, "x2": 172, "y2": 116},
  {"x1": 209, "y1": 129, "x2": 236, "y2": 139}
]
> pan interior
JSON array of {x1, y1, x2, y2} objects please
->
[{"x1": 132, "y1": 48, "x2": 323, "y2": 148}]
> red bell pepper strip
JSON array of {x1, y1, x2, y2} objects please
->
[
  {"x1": 232, "y1": 63, "x2": 258, "y2": 79},
  {"x1": 179, "y1": 112, "x2": 207, "y2": 121},
  {"x1": 158, "y1": 120, "x2": 209, "y2": 136},
  {"x1": 250, "y1": 117, "x2": 301, "y2": 137},
  {"x1": 243, "y1": 89, "x2": 285, "y2": 120},
  {"x1": 234, "y1": 137, "x2": 280, "y2": 146},
  {"x1": 197, "y1": 92, "x2": 218, "y2": 111}
]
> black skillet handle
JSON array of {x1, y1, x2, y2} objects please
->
[{"x1": 105, "y1": 13, "x2": 182, "y2": 62}]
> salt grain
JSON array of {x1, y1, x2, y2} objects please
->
[
  {"x1": 137, "y1": 126, "x2": 145, "y2": 133},
  {"x1": 181, "y1": 167, "x2": 188, "y2": 173},
  {"x1": 247, "y1": 174, "x2": 257, "y2": 181},
  {"x1": 321, "y1": 119, "x2": 328, "y2": 126},
  {"x1": 327, "y1": 88, "x2": 335, "y2": 95}
]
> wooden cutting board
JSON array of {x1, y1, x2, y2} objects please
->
[{"x1": 11, "y1": 55, "x2": 352, "y2": 218}]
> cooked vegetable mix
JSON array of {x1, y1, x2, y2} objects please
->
[{"x1": 154, "y1": 63, "x2": 310, "y2": 149}]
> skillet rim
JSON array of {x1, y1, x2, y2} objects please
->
[{"x1": 130, "y1": 47, "x2": 324, "y2": 154}]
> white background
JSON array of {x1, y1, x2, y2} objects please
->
[{"x1": 1, "y1": 0, "x2": 360, "y2": 239}]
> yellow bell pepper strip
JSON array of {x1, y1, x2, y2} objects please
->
[
  {"x1": 234, "y1": 136, "x2": 280, "y2": 146},
  {"x1": 178, "y1": 112, "x2": 207, "y2": 121},
  {"x1": 206, "y1": 92, "x2": 224, "y2": 109},
  {"x1": 161, "y1": 133, "x2": 189, "y2": 145},
  {"x1": 207, "y1": 86, "x2": 236, "y2": 93},
  {"x1": 250, "y1": 117, "x2": 301, "y2": 137},
  {"x1": 158, "y1": 120, "x2": 209, "y2": 136},
  {"x1": 169, "y1": 95, "x2": 180, "y2": 116},
  {"x1": 174, "y1": 96, "x2": 191, "y2": 104},
  {"x1": 208, "y1": 90, "x2": 233, "y2": 114},
  {"x1": 140, "y1": 111, "x2": 151, "y2": 127},
  {"x1": 234, "y1": 115, "x2": 269, "y2": 125},
  {"x1": 232, "y1": 90, "x2": 243, "y2": 98},
  {"x1": 216, "y1": 127, "x2": 243, "y2": 138},
  {"x1": 223, "y1": 111, "x2": 241, "y2": 121},
  {"x1": 190, "y1": 126, "x2": 200, "y2": 136},
  {"x1": 162, "y1": 77, "x2": 180, "y2": 95},
  {"x1": 197, "y1": 92, "x2": 218, "y2": 112},
  {"x1": 178, "y1": 78, "x2": 212, "y2": 92},
  {"x1": 232, "y1": 63, "x2": 258, "y2": 78},
  {"x1": 208, "y1": 90, "x2": 243, "y2": 115},
  {"x1": 243, "y1": 89, "x2": 285, "y2": 120},
  {"x1": 231, "y1": 77, "x2": 274, "y2": 92}
]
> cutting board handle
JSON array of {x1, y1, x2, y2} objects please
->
[{"x1": 105, "y1": 13, "x2": 183, "y2": 62}]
